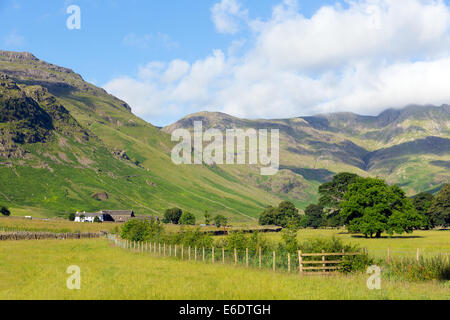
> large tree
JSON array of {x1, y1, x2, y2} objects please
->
[
  {"x1": 302, "y1": 204, "x2": 324, "y2": 229},
  {"x1": 412, "y1": 192, "x2": 434, "y2": 228},
  {"x1": 339, "y1": 177, "x2": 425, "y2": 238},
  {"x1": 259, "y1": 201, "x2": 302, "y2": 228},
  {"x1": 163, "y1": 208, "x2": 183, "y2": 224},
  {"x1": 428, "y1": 184, "x2": 450, "y2": 227},
  {"x1": 319, "y1": 172, "x2": 359, "y2": 212}
]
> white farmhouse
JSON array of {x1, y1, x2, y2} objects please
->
[{"x1": 74, "y1": 211, "x2": 104, "y2": 223}]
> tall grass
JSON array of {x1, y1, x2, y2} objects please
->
[{"x1": 385, "y1": 255, "x2": 450, "y2": 282}]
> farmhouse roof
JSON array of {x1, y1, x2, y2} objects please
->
[
  {"x1": 76, "y1": 212, "x2": 100, "y2": 218},
  {"x1": 100, "y1": 210, "x2": 134, "y2": 216}
]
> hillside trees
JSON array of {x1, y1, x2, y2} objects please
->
[
  {"x1": 339, "y1": 177, "x2": 425, "y2": 237},
  {"x1": 214, "y1": 214, "x2": 228, "y2": 227},
  {"x1": 428, "y1": 184, "x2": 450, "y2": 227}
]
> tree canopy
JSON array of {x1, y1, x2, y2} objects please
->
[
  {"x1": 428, "y1": 184, "x2": 450, "y2": 227},
  {"x1": 339, "y1": 177, "x2": 425, "y2": 237},
  {"x1": 163, "y1": 208, "x2": 183, "y2": 224},
  {"x1": 214, "y1": 214, "x2": 228, "y2": 227},
  {"x1": 302, "y1": 204, "x2": 324, "y2": 229},
  {"x1": 179, "y1": 211, "x2": 196, "y2": 225},
  {"x1": 412, "y1": 192, "x2": 434, "y2": 228},
  {"x1": 259, "y1": 201, "x2": 302, "y2": 228}
]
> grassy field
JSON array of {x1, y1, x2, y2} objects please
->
[{"x1": 0, "y1": 238, "x2": 448, "y2": 300}]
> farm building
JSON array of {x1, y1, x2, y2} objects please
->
[
  {"x1": 99, "y1": 210, "x2": 135, "y2": 223},
  {"x1": 75, "y1": 212, "x2": 103, "y2": 223},
  {"x1": 74, "y1": 210, "x2": 134, "y2": 223}
]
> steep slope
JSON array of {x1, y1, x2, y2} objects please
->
[
  {"x1": 164, "y1": 107, "x2": 450, "y2": 197},
  {"x1": 0, "y1": 51, "x2": 284, "y2": 220}
]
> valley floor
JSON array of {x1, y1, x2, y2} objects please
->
[{"x1": 0, "y1": 239, "x2": 448, "y2": 300}]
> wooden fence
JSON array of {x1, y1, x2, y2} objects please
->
[{"x1": 107, "y1": 235, "x2": 362, "y2": 276}]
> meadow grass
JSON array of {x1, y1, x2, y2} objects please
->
[
  {"x1": 263, "y1": 229, "x2": 450, "y2": 259},
  {"x1": 0, "y1": 239, "x2": 448, "y2": 300}
]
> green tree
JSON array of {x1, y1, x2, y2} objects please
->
[
  {"x1": 68, "y1": 212, "x2": 76, "y2": 221},
  {"x1": 303, "y1": 204, "x2": 324, "y2": 229},
  {"x1": 428, "y1": 184, "x2": 450, "y2": 227},
  {"x1": 258, "y1": 206, "x2": 278, "y2": 226},
  {"x1": 0, "y1": 206, "x2": 10, "y2": 216},
  {"x1": 214, "y1": 214, "x2": 228, "y2": 227},
  {"x1": 259, "y1": 201, "x2": 302, "y2": 228},
  {"x1": 204, "y1": 211, "x2": 211, "y2": 225},
  {"x1": 94, "y1": 216, "x2": 101, "y2": 223},
  {"x1": 412, "y1": 192, "x2": 434, "y2": 228},
  {"x1": 340, "y1": 177, "x2": 425, "y2": 238},
  {"x1": 163, "y1": 208, "x2": 183, "y2": 224},
  {"x1": 179, "y1": 211, "x2": 196, "y2": 225}
]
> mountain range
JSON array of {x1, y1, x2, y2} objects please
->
[{"x1": 0, "y1": 50, "x2": 449, "y2": 221}]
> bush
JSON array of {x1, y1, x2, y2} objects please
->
[
  {"x1": 68, "y1": 212, "x2": 76, "y2": 221},
  {"x1": 1, "y1": 206, "x2": 11, "y2": 216},
  {"x1": 163, "y1": 208, "x2": 183, "y2": 224},
  {"x1": 94, "y1": 216, "x2": 101, "y2": 223},
  {"x1": 121, "y1": 218, "x2": 164, "y2": 242},
  {"x1": 179, "y1": 212, "x2": 196, "y2": 225}
]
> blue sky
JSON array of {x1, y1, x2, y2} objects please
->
[{"x1": 2, "y1": 0, "x2": 450, "y2": 126}]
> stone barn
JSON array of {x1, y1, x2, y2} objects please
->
[{"x1": 100, "y1": 210, "x2": 135, "y2": 223}]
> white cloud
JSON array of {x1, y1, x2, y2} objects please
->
[
  {"x1": 211, "y1": 0, "x2": 248, "y2": 34},
  {"x1": 104, "y1": 0, "x2": 450, "y2": 125}
]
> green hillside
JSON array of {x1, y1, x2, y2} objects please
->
[
  {"x1": 1, "y1": 50, "x2": 449, "y2": 221},
  {"x1": 0, "y1": 51, "x2": 282, "y2": 221}
]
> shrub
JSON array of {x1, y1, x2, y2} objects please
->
[
  {"x1": 179, "y1": 212, "x2": 196, "y2": 225},
  {"x1": 1, "y1": 206, "x2": 11, "y2": 216},
  {"x1": 121, "y1": 218, "x2": 164, "y2": 242},
  {"x1": 259, "y1": 201, "x2": 302, "y2": 228},
  {"x1": 68, "y1": 212, "x2": 76, "y2": 221},
  {"x1": 94, "y1": 216, "x2": 101, "y2": 223}
]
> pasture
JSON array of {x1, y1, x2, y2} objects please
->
[{"x1": 0, "y1": 239, "x2": 448, "y2": 300}]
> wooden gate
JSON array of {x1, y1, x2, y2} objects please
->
[{"x1": 298, "y1": 250, "x2": 361, "y2": 275}]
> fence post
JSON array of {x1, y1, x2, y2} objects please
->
[
  {"x1": 322, "y1": 250, "x2": 325, "y2": 268},
  {"x1": 259, "y1": 247, "x2": 262, "y2": 269},
  {"x1": 222, "y1": 248, "x2": 225, "y2": 264},
  {"x1": 387, "y1": 246, "x2": 391, "y2": 263},
  {"x1": 273, "y1": 251, "x2": 276, "y2": 272},
  {"x1": 212, "y1": 247, "x2": 215, "y2": 263},
  {"x1": 203, "y1": 247, "x2": 205, "y2": 262},
  {"x1": 188, "y1": 246, "x2": 191, "y2": 260},
  {"x1": 159, "y1": 243, "x2": 161, "y2": 256},
  {"x1": 298, "y1": 250, "x2": 303, "y2": 274},
  {"x1": 288, "y1": 253, "x2": 291, "y2": 273},
  {"x1": 154, "y1": 242, "x2": 156, "y2": 254},
  {"x1": 234, "y1": 248, "x2": 237, "y2": 265},
  {"x1": 182, "y1": 245, "x2": 184, "y2": 260},
  {"x1": 246, "y1": 248, "x2": 249, "y2": 267},
  {"x1": 195, "y1": 247, "x2": 197, "y2": 261},
  {"x1": 416, "y1": 248, "x2": 420, "y2": 262},
  {"x1": 175, "y1": 245, "x2": 177, "y2": 257},
  {"x1": 169, "y1": 244, "x2": 172, "y2": 256},
  {"x1": 164, "y1": 243, "x2": 166, "y2": 256}
]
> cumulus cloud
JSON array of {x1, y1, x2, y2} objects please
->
[
  {"x1": 104, "y1": 0, "x2": 450, "y2": 126},
  {"x1": 211, "y1": 0, "x2": 248, "y2": 34}
]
